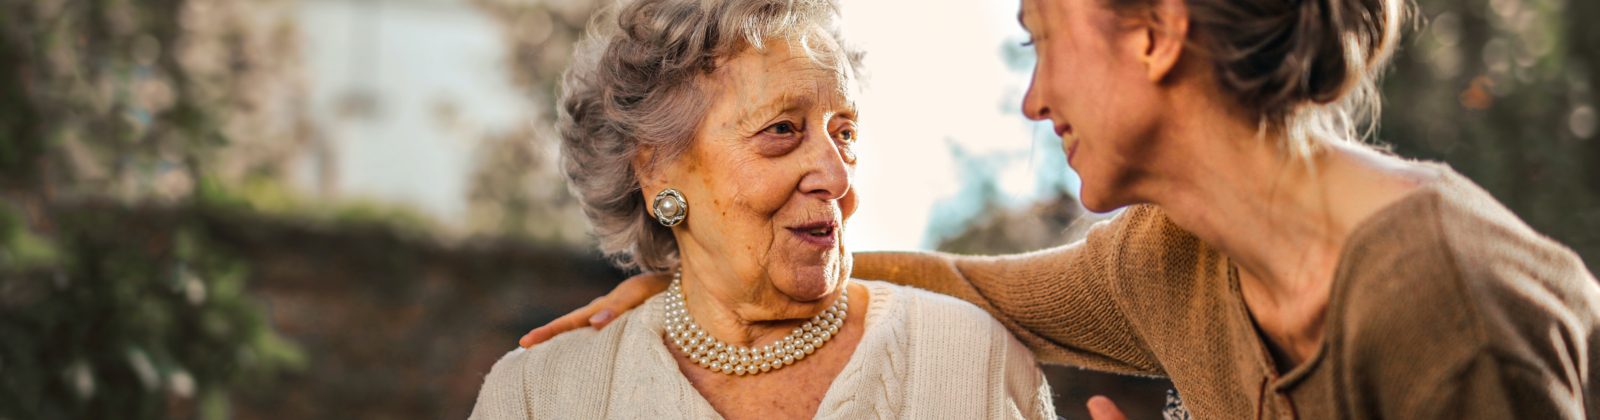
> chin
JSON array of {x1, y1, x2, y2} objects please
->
[
  {"x1": 1076, "y1": 183, "x2": 1112, "y2": 213},
  {"x1": 771, "y1": 257, "x2": 847, "y2": 302}
]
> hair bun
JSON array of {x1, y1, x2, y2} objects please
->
[{"x1": 1187, "y1": 0, "x2": 1403, "y2": 124}]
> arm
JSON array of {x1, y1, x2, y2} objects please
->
[
  {"x1": 1418, "y1": 352, "x2": 1591, "y2": 419},
  {"x1": 854, "y1": 209, "x2": 1162, "y2": 375},
  {"x1": 522, "y1": 208, "x2": 1166, "y2": 374},
  {"x1": 521, "y1": 208, "x2": 1172, "y2": 378}
]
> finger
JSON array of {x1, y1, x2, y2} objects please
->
[
  {"x1": 616, "y1": 272, "x2": 672, "y2": 303},
  {"x1": 1087, "y1": 395, "x2": 1127, "y2": 420},
  {"x1": 588, "y1": 308, "x2": 616, "y2": 329},
  {"x1": 591, "y1": 273, "x2": 672, "y2": 330},
  {"x1": 519, "y1": 303, "x2": 602, "y2": 348},
  {"x1": 587, "y1": 292, "x2": 622, "y2": 330},
  {"x1": 520, "y1": 312, "x2": 588, "y2": 347}
]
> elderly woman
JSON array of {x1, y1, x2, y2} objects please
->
[
  {"x1": 526, "y1": 0, "x2": 1600, "y2": 417},
  {"x1": 469, "y1": 0, "x2": 1054, "y2": 418}
]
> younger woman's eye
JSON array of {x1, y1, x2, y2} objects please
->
[
  {"x1": 764, "y1": 121, "x2": 799, "y2": 136},
  {"x1": 1020, "y1": 39, "x2": 1035, "y2": 47}
]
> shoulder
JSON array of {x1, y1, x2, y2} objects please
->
[
  {"x1": 1101, "y1": 205, "x2": 1221, "y2": 281},
  {"x1": 515, "y1": 314, "x2": 631, "y2": 376},
  {"x1": 1341, "y1": 166, "x2": 1597, "y2": 323},
  {"x1": 1094, "y1": 205, "x2": 1202, "y2": 254},
  {"x1": 469, "y1": 348, "x2": 533, "y2": 420},
  {"x1": 869, "y1": 280, "x2": 1035, "y2": 358},
  {"x1": 1345, "y1": 168, "x2": 1599, "y2": 327},
  {"x1": 1332, "y1": 166, "x2": 1600, "y2": 396},
  {"x1": 859, "y1": 280, "x2": 1054, "y2": 418},
  {"x1": 469, "y1": 308, "x2": 643, "y2": 419},
  {"x1": 870, "y1": 280, "x2": 1006, "y2": 334},
  {"x1": 1426, "y1": 169, "x2": 1594, "y2": 288},
  {"x1": 1422, "y1": 170, "x2": 1600, "y2": 357}
]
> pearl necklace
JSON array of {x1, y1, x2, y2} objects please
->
[{"x1": 663, "y1": 271, "x2": 848, "y2": 376}]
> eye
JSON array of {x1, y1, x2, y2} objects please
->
[
  {"x1": 834, "y1": 128, "x2": 856, "y2": 143},
  {"x1": 763, "y1": 121, "x2": 800, "y2": 136},
  {"x1": 1020, "y1": 39, "x2": 1035, "y2": 47},
  {"x1": 832, "y1": 123, "x2": 859, "y2": 164}
]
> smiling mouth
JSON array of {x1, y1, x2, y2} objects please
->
[
  {"x1": 1055, "y1": 123, "x2": 1079, "y2": 160},
  {"x1": 786, "y1": 221, "x2": 838, "y2": 247}
]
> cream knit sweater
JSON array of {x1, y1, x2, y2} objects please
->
[{"x1": 469, "y1": 280, "x2": 1055, "y2": 419}]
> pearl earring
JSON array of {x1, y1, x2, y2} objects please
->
[{"x1": 653, "y1": 188, "x2": 688, "y2": 227}]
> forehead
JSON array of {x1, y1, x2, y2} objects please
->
[{"x1": 709, "y1": 32, "x2": 858, "y2": 112}]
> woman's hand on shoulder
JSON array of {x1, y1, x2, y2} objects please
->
[{"x1": 518, "y1": 271, "x2": 672, "y2": 348}]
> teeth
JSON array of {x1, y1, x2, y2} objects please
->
[{"x1": 808, "y1": 228, "x2": 828, "y2": 236}]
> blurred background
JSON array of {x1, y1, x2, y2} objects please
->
[{"x1": 1, "y1": 0, "x2": 1596, "y2": 418}]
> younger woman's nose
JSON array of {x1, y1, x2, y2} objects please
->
[{"x1": 1022, "y1": 80, "x2": 1052, "y2": 121}]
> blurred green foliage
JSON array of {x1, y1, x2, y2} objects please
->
[
  {"x1": 1380, "y1": 0, "x2": 1600, "y2": 266},
  {"x1": 0, "y1": 204, "x2": 306, "y2": 419},
  {"x1": 1, "y1": 0, "x2": 307, "y2": 417}
]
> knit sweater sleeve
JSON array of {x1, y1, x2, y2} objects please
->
[{"x1": 852, "y1": 207, "x2": 1163, "y2": 375}]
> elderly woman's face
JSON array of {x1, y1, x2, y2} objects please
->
[{"x1": 644, "y1": 32, "x2": 859, "y2": 318}]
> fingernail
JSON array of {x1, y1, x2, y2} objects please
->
[
  {"x1": 518, "y1": 334, "x2": 533, "y2": 348},
  {"x1": 589, "y1": 309, "x2": 614, "y2": 325}
]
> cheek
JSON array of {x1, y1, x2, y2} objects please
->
[
  {"x1": 1039, "y1": 44, "x2": 1104, "y2": 116},
  {"x1": 727, "y1": 162, "x2": 792, "y2": 214},
  {"x1": 701, "y1": 158, "x2": 793, "y2": 235},
  {"x1": 842, "y1": 189, "x2": 858, "y2": 218}
]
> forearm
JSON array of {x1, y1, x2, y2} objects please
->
[
  {"x1": 853, "y1": 251, "x2": 990, "y2": 305},
  {"x1": 852, "y1": 244, "x2": 1161, "y2": 374}
]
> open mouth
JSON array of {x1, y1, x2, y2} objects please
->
[
  {"x1": 787, "y1": 221, "x2": 838, "y2": 247},
  {"x1": 1056, "y1": 123, "x2": 1079, "y2": 160}
]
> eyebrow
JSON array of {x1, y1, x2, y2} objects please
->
[{"x1": 737, "y1": 93, "x2": 813, "y2": 128}]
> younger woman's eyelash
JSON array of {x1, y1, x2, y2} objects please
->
[{"x1": 1020, "y1": 39, "x2": 1035, "y2": 47}]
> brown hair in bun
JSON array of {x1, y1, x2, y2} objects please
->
[{"x1": 1112, "y1": 0, "x2": 1407, "y2": 155}]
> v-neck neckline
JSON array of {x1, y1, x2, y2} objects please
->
[{"x1": 1224, "y1": 165, "x2": 1448, "y2": 391}]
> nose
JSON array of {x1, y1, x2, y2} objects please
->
[
  {"x1": 798, "y1": 131, "x2": 852, "y2": 201},
  {"x1": 1022, "y1": 74, "x2": 1051, "y2": 121}
]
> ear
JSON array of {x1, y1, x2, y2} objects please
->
[
  {"x1": 633, "y1": 145, "x2": 664, "y2": 196},
  {"x1": 1139, "y1": 0, "x2": 1189, "y2": 83}
]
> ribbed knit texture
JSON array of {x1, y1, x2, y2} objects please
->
[
  {"x1": 853, "y1": 163, "x2": 1600, "y2": 419},
  {"x1": 468, "y1": 280, "x2": 1055, "y2": 419}
]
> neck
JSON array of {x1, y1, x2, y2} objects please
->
[
  {"x1": 1142, "y1": 111, "x2": 1428, "y2": 366},
  {"x1": 676, "y1": 259, "x2": 812, "y2": 347}
]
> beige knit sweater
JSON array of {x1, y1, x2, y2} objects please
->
[
  {"x1": 853, "y1": 164, "x2": 1600, "y2": 419},
  {"x1": 469, "y1": 280, "x2": 1055, "y2": 419}
]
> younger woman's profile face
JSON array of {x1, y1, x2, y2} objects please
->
[{"x1": 1019, "y1": 0, "x2": 1174, "y2": 212}]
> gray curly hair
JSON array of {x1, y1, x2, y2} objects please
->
[{"x1": 557, "y1": 0, "x2": 863, "y2": 272}]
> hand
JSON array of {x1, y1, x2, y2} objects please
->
[
  {"x1": 1087, "y1": 395, "x2": 1127, "y2": 420},
  {"x1": 517, "y1": 271, "x2": 672, "y2": 348}
]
